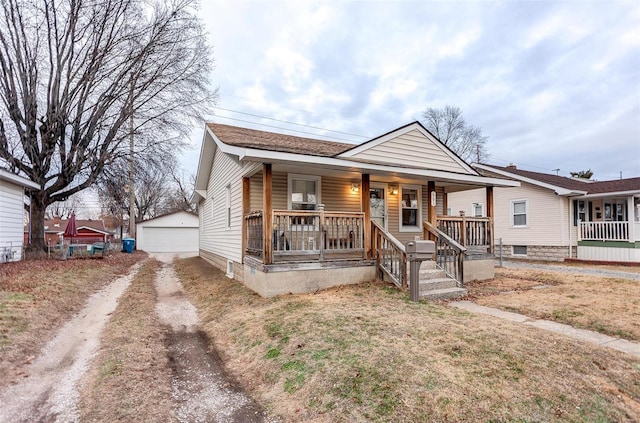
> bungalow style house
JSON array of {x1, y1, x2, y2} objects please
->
[
  {"x1": 192, "y1": 122, "x2": 519, "y2": 298},
  {"x1": 447, "y1": 164, "x2": 640, "y2": 263},
  {"x1": 1, "y1": 169, "x2": 40, "y2": 262}
]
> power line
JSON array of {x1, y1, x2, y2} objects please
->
[
  {"x1": 213, "y1": 106, "x2": 369, "y2": 139},
  {"x1": 211, "y1": 115, "x2": 361, "y2": 144}
]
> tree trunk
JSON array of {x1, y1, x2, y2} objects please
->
[{"x1": 29, "y1": 192, "x2": 48, "y2": 252}]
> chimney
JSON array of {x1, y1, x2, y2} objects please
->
[
  {"x1": 54, "y1": 216, "x2": 61, "y2": 227},
  {"x1": 506, "y1": 163, "x2": 517, "y2": 170}
]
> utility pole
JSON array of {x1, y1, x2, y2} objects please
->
[{"x1": 128, "y1": 75, "x2": 136, "y2": 242}]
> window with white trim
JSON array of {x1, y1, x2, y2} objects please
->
[
  {"x1": 511, "y1": 199, "x2": 528, "y2": 227},
  {"x1": 225, "y1": 184, "x2": 231, "y2": 229},
  {"x1": 399, "y1": 184, "x2": 421, "y2": 232},
  {"x1": 288, "y1": 174, "x2": 321, "y2": 211},
  {"x1": 472, "y1": 202, "x2": 484, "y2": 217}
]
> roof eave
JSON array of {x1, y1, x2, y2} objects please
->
[
  {"x1": 473, "y1": 163, "x2": 585, "y2": 196},
  {"x1": 239, "y1": 147, "x2": 519, "y2": 187}
]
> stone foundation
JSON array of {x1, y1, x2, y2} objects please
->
[{"x1": 494, "y1": 245, "x2": 576, "y2": 262}]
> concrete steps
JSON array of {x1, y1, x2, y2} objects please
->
[{"x1": 410, "y1": 261, "x2": 467, "y2": 301}]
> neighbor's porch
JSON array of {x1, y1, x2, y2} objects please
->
[{"x1": 576, "y1": 195, "x2": 640, "y2": 262}]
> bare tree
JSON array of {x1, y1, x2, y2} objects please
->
[
  {"x1": 165, "y1": 169, "x2": 196, "y2": 213},
  {"x1": 45, "y1": 195, "x2": 83, "y2": 219},
  {"x1": 421, "y1": 105, "x2": 489, "y2": 163},
  {"x1": 0, "y1": 0, "x2": 216, "y2": 250},
  {"x1": 96, "y1": 155, "x2": 171, "y2": 225}
]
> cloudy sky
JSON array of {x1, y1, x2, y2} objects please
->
[{"x1": 182, "y1": 0, "x2": 640, "y2": 181}]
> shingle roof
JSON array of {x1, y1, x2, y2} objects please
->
[
  {"x1": 41, "y1": 219, "x2": 107, "y2": 233},
  {"x1": 206, "y1": 123, "x2": 355, "y2": 157},
  {"x1": 478, "y1": 164, "x2": 640, "y2": 195}
]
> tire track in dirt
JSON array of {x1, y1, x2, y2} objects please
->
[
  {"x1": 152, "y1": 253, "x2": 272, "y2": 423},
  {"x1": 0, "y1": 262, "x2": 142, "y2": 423}
]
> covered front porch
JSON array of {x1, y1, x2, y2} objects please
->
[
  {"x1": 242, "y1": 163, "x2": 501, "y2": 290},
  {"x1": 576, "y1": 195, "x2": 640, "y2": 262}
]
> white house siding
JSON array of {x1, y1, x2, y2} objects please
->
[
  {"x1": 347, "y1": 130, "x2": 471, "y2": 174},
  {"x1": 0, "y1": 180, "x2": 25, "y2": 261},
  {"x1": 448, "y1": 183, "x2": 572, "y2": 261},
  {"x1": 199, "y1": 146, "x2": 260, "y2": 268}
]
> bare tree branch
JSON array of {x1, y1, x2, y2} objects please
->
[
  {"x1": 421, "y1": 105, "x2": 489, "y2": 163},
  {"x1": 0, "y1": 0, "x2": 216, "y2": 249}
]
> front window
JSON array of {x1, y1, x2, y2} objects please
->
[
  {"x1": 400, "y1": 185, "x2": 421, "y2": 232},
  {"x1": 511, "y1": 199, "x2": 528, "y2": 227},
  {"x1": 288, "y1": 174, "x2": 321, "y2": 211}
]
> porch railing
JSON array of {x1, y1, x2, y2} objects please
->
[
  {"x1": 579, "y1": 221, "x2": 630, "y2": 242},
  {"x1": 245, "y1": 209, "x2": 365, "y2": 262},
  {"x1": 245, "y1": 211, "x2": 264, "y2": 256},
  {"x1": 437, "y1": 215, "x2": 492, "y2": 254},
  {"x1": 371, "y1": 221, "x2": 407, "y2": 289},
  {"x1": 424, "y1": 221, "x2": 466, "y2": 286}
]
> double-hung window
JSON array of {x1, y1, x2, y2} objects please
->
[
  {"x1": 511, "y1": 199, "x2": 528, "y2": 227},
  {"x1": 399, "y1": 185, "x2": 421, "y2": 232}
]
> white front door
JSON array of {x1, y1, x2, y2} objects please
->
[{"x1": 370, "y1": 183, "x2": 387, "y2": 230}]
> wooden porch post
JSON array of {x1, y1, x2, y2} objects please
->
[
  {"x1": 443, "y1": 191, "x2": 448, "y2": 216},
  {"x1": 486, "y1": 186, "x2": 494, "y2": 255},
  {"x1": 427, "y1": 181, "x2": 436, "y2": 226},
  {"x1": 263, "y1": 164, "x2": 273, "y2": 265},
  {"x1": 361, "y1": 174, "x2": 370, "y2": 259},
  {"x1": 242, "y1": 177, "x2": 250, "y2": 260}
]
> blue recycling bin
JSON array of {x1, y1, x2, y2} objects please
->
[{"x1": 122, "y1": 238, "x2": 135, "y2": 254}]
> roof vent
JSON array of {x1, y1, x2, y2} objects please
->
[{"x1": 506, "y1": 163, "x2": 517, "y2": 170}]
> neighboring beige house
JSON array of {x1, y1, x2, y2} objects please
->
[
  {"x1": 192, "y1": 122, "x2": 519, "y2": 297},
  {"x1": 447, "y1": 164, "x2": 640, "y2": 263}
]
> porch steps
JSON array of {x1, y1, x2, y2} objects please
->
[{"x1": 413, "y1": 261, "x2": 467, "y2": 301}]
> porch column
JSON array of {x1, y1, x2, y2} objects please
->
[
  {"x1": 443, "y1": 192, "x2": 448, "y2": 216},
  {"x1": 263, "y1": 164, "x2": 273, "y2": 265},
  {"x1": 242, "y1": 177, "x2": 250, "y2": 260},
  {"x1": 627, "y1": 195, "x2": 635, "y2": 242},
  {"x1": 427, "y1": 181, "x2": 436, "y2": 226},
  {"x1": 486, "y1": 186, "x2": 494, "y2": 254},
  {"x1": 361, "y1": 174, "x2": 371, "y2": 259}
]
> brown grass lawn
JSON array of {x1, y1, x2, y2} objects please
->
[
  {"x1": 468, "y1": 267, "x2": 640, "y2": 341},
  {"x1": 79, "y1": 258, "x2": 173, "y2": 422},
  {"x1": 175, "y1": 257, "x2": 640, "y2": 422},
  {"x1": 0, "y1": 252, "x2": 145, "y2": 389}
]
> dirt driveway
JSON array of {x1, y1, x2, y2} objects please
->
[{"x1": 0, "y1": 253, "x2": 269, "y2": 423}]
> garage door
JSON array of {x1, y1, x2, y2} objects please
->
[{"x1": 141, "y1": 227, "x2": 199, "y2": 252}]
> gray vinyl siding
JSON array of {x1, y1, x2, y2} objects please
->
[
  {"x1": 349, "y1": 130, "x2": 472, "y2": 174},
  {"x1": 199, "y1": 146, "x2": 260, "y2": 264},
  {"x1": 0, "y1": 181, "x2": 25, "y2": 260}
]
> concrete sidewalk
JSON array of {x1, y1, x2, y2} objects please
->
[{"x1": 450, "y1": 301, "x2": 640, "y2": 358}]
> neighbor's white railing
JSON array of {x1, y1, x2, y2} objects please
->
[{"x1": 579, "y1": 221, "x2": 630, "y2": 241}]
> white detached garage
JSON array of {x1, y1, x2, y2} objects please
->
[{"x1": 136, "y1": 211, "x2": 199, "y2": 253}]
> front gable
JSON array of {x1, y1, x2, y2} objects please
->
[{"x1": 337, "y1": 122, "x2": 478, "y2": 175}]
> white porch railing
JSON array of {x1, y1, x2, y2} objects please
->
[{"x1": 579, "y1": 221, "x2": 630, "y2": 241}]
